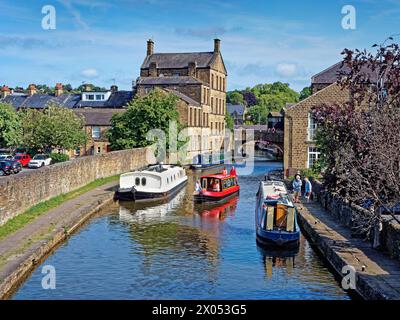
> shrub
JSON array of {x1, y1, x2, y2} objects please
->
[{"x1": 50, "y1": 153, "x2": 69, "y2": 163}]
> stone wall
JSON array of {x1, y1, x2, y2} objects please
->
[
  {"x1": 312, "y1": 180, "x2": 400, "y2": 262},
  {"x1": 0, "y1": 147, "x2": 151, "y2": 226}
]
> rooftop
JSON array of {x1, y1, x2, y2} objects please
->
[{"x1": 141, "y1": 52, "x2": 215, "y2": 69}]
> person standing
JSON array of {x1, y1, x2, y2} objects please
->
[
  {"x1": 292, "y1": 174, "x2": 302, "y2": 203},
  {"x1": 304, "y1": 177, "x2": 312, "y2": 202}
]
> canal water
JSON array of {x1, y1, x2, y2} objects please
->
[{"x1": 12, "y1": 162, "x2": 351, "y2": 300}]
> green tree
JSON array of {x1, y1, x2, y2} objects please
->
[
  {"x1": 107, "y1": 89, "x2": 183, "y2": 151},
  {"x1": 247, "y1": 105, "x2": 268, "y2": 124},
  {"x1": 299, "y1": 86, "x2": 312, "y2": 100},
  {"x1": 226, "y1": 91, "x2": 244, "y2": 105},
  {"x1": 225, "y1": 112, "x2": 234, "y2": 130},
  {"x1": 21, "y1": 103, "x2": 87, "y2": 151},
  {"x1": 0, "y1": 103, "x2": 22, "y2": 148}
]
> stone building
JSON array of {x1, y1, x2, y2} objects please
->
[
  {"x1": 136, "y1": 39, "x2": 227, "y2": 159},
  {"x1": 0, "y1": 83, "x2": 132, "y2": 157},
  {"x1": 227, "y1": 103, "x2": 245, "y2": 125},
  {"x1": 283, "y1": 61, "x2": 376, "y2": 177}
]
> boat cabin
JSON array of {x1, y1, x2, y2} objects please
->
[
  {"x1": 256, "y1": 181, "x2": 297, "y2": 233},
  {"x1": 201, "y1": 174, "x2": 237, "y2": 193}
]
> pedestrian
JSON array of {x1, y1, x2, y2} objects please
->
[
  {"x1": 195, "y1": 179, "x2": 202, "y2": 194},
  {"x1": 222, "y1": 167, "x2": 228, "y2": 176},
  {"x1": 304, "y1": 177, "x2": 312, "y2": 203},
  {"x1": 230, "y1": 166, "x2": 237, "y2": 176},
  {"x1": 292, "y1": 174, "x2": 302, "y2": 203}
]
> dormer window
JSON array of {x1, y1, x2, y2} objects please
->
[
  {"x1": 96, "y1": 94, "x2": 105, "y2": 100},
  {"x1": 87, "y1": 94, "x2": 94, "y2": 100}
]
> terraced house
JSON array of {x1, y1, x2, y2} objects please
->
[
  {"x1": 136, "y1": 38, "x2": 228, "y2": 158},
  {"x1": 0, "y1": 83, "x2": 132, "y2": 156}
]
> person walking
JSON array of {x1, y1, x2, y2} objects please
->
[{"x1": 292, "y1": 174, "x2": 302, "y2": 203}]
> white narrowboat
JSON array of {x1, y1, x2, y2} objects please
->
[{"x1": 115, "y1": 164, "x2": 188, "y2": 202}]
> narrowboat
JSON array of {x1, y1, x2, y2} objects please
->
[
  {"x1": 193, "y1": 171, "x2": 240, "y2": 203},
  {"x1": 255, "y1": 180, "x2": 300, "y2": 248},
  {"x1": 194, "y1": 195, "x2": 239, "y2": 221},
  {"x1": 114, "y1": 164, "x2": 188, "y2": 202},
  {"x1": 190, "y1": 152, "x2": 225, "y2": 171}
]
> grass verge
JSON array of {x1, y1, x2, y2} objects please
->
[{"x1": 0, "y1": 175, "x2": 119, "y2": 241}]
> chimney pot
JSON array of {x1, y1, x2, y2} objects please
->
[
  {"x1": 28, "y1": 84, "x2": 37, "y2": 96},
  {"x1": 214, "y1": 38, "x2": 221, "y2": 53},
  {"x1": 1, "y1": 85, "x2": 11, "y2": 98},
  {"x1": 147, "y1": 39, "x2": 154, "y2": 56},
  {"x1": 55, "y1": 83, "x2": 63, "y2": 96}
]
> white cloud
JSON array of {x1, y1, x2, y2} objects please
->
[
  {"x1": 81, "y1": 68, "x2": 98, "y2": 78},
  {"x1": 275, "y1": 63, "x2": 298, "y2": 78}
]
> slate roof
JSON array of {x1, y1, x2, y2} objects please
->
[
  {"x1": 141, "y1": 52, "x2": 215, "y2": 69},
  {"x1": 137, "y1": 76, "x2": 203, "y2": 86},
  {"x1": 165, "y1": 89, "x2": 200, "y2": 107},
  {"x1": 74, "y1": 109, "x2": 126, "y2": 126},
  {"x1": 227, "y1": 103, "x2": 245, "y2": 116},
  {"x1": 312, "y1": 61, "x2": 378, "y2": 85},
  {"x1": 0, "y1": 91, "x2": 133, "y2": 109}
]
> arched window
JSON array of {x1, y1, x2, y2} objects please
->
[
  {"x1": 135, "y1": 178, "x2": 140, "y2": 186},
  {"x1": 141, "y1": 177, "x2": 146, "y2": 186}
]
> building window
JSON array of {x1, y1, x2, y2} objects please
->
[
  {"x1": 211, "y1": 74, "x2": 214, "y2": 89},
  {"x1": 308, "y1": 112, "x2": 317, "y2": 141},
  {"x1": 97, "y1": 146, "x2": 101, "y2": 154},
  {"x1": 308, "y1": 147, "x2": 321, "y2": 169},
  {"x1": 86, "y1": 94, "x2": 94, "y2": 100},
  {"x1": 95, "y1": 94, "x2": 105, "y2": 100},
  {"x1": 92, "y1": 126, "x2": 101, "y2": 139}
]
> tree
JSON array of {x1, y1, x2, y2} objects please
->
[
  {"x1": 107, "y1": 89, "x2": 183, "y2": 151},
  {"x1": 226, "y1": 91, "x2": 244, "y2": 105},
  {"x1": 242, "y1": 91, "x2": 258, "y2": 107},
  {"x1": 225, "y1": 112, "x2": 234, "y2": 130},
  {"x1": 21, "y1": 103, "x2": 87, "y2": 151},
  {"x1": 0, "y1": 103, "x2": 22, "y2": 148},
  {"x1": 247, "y1": 105, "x2": 268, "y2": 125},
  {"x1": 299, "y1": 86, "x2": 312, "y2": 100},
  {"x1": 311, "y1": 40, "x2": 400, "y2": 242}
]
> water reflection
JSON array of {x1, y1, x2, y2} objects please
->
[{"x1": 257, "y1": 245, "x2": 298, "y2": 279}]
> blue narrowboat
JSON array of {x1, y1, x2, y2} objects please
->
[
  {"x1": 190, "y1": 152, "x2": 225, "y2": 171},
  {"x1": 255, "y1": 180, "x2": 300, "y2": 248}
]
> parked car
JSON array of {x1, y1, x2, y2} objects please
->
[
  {"x1": 28, "y1": 154, "x2": 52, "y2": 168},
  {"x1": 0, "y1": 161, "x2": 18, "y2": 175},
  {"x1": 9, "y1": 160, "x2": 22, "y2": 174},
  {"x1": 14, "y1": 153, "x2": 31, "y2": 167},
  {"x1": 0, "y1": 154, "x2": 14, "y2": 161}
]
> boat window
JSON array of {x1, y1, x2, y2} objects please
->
[
  {"x1": 167, "y1": 178, "x2": 169, "y2": 183},
  {"x1": 141, "y1": 177, "x2": 146, "y2": 186},
  {"x1": 135, "y1": 177, "x2": 140, "y2": 186}
]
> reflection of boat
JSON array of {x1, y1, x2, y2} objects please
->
[
  {"x1": 119, "y1": 189, "x2": 186, "y2": 223},
  {"x1": 115, "y1": 164, "x2": 187, "y2": 202},
  {"x1": 257, "y1": 245, "x2": 298, "y2": 279},
  {"x1": 255, "y1": 180, "x2": 300, "y2": 248},
  {"x1": 193, "y1": 172, "x2": 240, "y2": 203},
  {"x1": 194, "y1": 196, "x2": 239, "y2": 221}
]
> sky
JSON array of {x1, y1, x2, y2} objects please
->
[{"x1": 0, "y1": 0, "x2": 399, "y2": 92}]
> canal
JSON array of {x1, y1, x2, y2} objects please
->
[{"x1": 12, "y1": 162, "x2": 351, "y2": 300}]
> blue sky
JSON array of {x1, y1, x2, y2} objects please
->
[{"x1": 0, "y1": 0, "x2": 399, "y2": 92}]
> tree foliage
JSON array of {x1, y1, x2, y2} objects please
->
[
  {"x1": 21, "y1": 103, "x2": 87, "y2": 151},
  {"x1": 225, "y1": 112, "x2": 234, "y2": 130},
  {"x1": 312, "y1": 40, "x2": 400, "y2": 241},
  {"x1": 227, "y1": 82, "x2": 299, "y2": 124},
  {"x1": 0, "y1": 103, "x2": 22, "y2": 148},
  {"x1": 107, "y1": 89, "x2": 183, "y2": 151},
  {"x1": 299, "y1": 86, "x2": 312, "y2": 100}
]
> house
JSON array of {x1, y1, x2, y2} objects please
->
[
  {"x1": 227, "y1": 103, "x2": 245, "y2": 125},
  {"x1": 136, "y1": 38, "x2": 227, "y2": 159},
  {"x1": 267, "y1": 111, "x2": 283, "y2": 130},
  {"x1": 0, "y1": 83, "x2": 132, "y2": 156},
  {"x1": 283, "y1": 63, "x2": 353, "y2": 177}
]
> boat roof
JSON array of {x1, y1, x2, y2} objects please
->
[
  {"x1": 260, "y1": 180, "x2": 294, "y2": 207},
  {"x1": 201, "y1": 174, "x2": 235, "y2": 179}
]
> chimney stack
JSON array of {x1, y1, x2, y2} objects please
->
[
  {"x1": 82, "y1": 83, "x2": 92, "y2": 92},
  {"x1": 214, "y1": 38, "x2": 221, "y2": 53},
  {"x1": 28, "y1": 84, "x2": 37, "y2": 96},
  {"x1": 1, "y1": 85, "x2": 11, "y2": 98},
  {"x1": 55, "y1": 83, "x2": 63, "y2": 96},
  {"x1": 110, "y1": 85, "x2": 118, "y2": 93},
  {"x1": 147, "y1": 39, "x2": 154, "y2": 56}
]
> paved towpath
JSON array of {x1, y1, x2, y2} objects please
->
[
  {"x1": 0, "y1": 181, "x2": 118, "y2": 299},
  {"x1": 296, "y1": 200, "x2": 400, "y2": 300}
]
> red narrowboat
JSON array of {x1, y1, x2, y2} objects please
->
[{"x1": 193, "y1": 172, "x2": 240, "y2": 203}]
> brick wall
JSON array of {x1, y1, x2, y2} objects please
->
[{"x1": 0, "y1": 147, "x2": 151, "y2": 226}]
